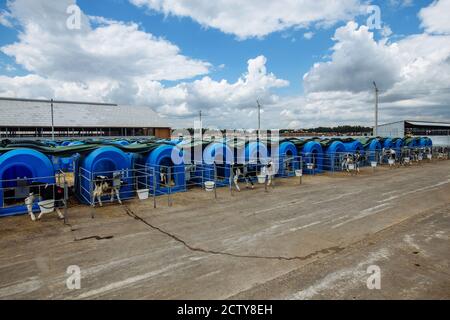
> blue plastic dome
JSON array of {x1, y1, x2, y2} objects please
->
[
  {"x1": 237, "y1": 142, "x2": 269, "y2": 164},
  {"x1": 343, "y1": 140, "x2": 365, "y2": 154},
  {"x1": 0, "y1": 149, "x2": 55, "y2": 217},
  {"x1": 76, "y1": 146, "x2": 133, "y2": 204},
  {"x1": 324, "y1": 141, "x2": 346, "y2": 171},
  {"x1": 202, "y1": 142, "x2": 233, "y2": 186},
  {"x1": 419, "y1": 137, "x2": 432, "y2": 147},
  {"x1": 274, "y1": 141, "x2": 299, "y2": 177},
  {"x1": 393, "y1": 138, "x2": 404, "y2": 154},
  {"x1": 366, "y1": 139, "x2": 382, "y2": 162},
  {"x1": 145, "y1": 145, "x2": 185, "y2": 194},
  {"x1": 114, "y1": 140, "x2": 130, "y2": 146},
  {"x1": 301, "y1": 141, "x2": 323, "y2": 174},
  {"x1": 383, "y1": 138, "x2": 393, "y2": 149}
]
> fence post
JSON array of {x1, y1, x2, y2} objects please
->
[
  {"x1": 168, "y1": 166, "x2": 172, "y2": 207},
  {"x1": 152, "y1": 167, "x2": 156, "y2": 209},
  {"x1": 230, "y1": 164, "x2": 234, "y2": 197},
  {"x1": 214, "y1": 164, "x2": 217, "y2": 199},
  {"x1": 90, "y1": 170, "x2": 95, "y2": 219},
  {"x1": 63, "y1": 179, "x2": 69, "y2": 225}
]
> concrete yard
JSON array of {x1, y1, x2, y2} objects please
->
[{"x1": 0, "y1": 161, "x2": 449, "y2": 299}]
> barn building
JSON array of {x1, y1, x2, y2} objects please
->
[
  {"x1": 0, "y1": 97, "x2": 171, "y2": 139},
  {"x1": 377, "y1": 120, "x2": 450, "y2": 146}
]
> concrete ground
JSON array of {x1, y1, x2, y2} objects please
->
[{"x1": 0, "y1": 160, "x2": 449, "y2": 299}]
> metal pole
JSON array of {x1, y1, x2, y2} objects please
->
[
  {"x1": 64, "y1": 179, "x2": 68, "y2": 224},
  {"x1": 214, "y1": 164, "x2": 217, "y2": 199},
  {"x1": 373, "y1": 82, "x2": 379, "y2": 137},
  {"x1": 51, "y1": 98, "x2": 55, "y2": 141},
  {"x1": 230, "y1": 164, "x2": 234, "y2": 196},
  {"x1": 257, "y1": 100, "x2": 261, "y2": 136},
  {"x1": 152, "y1": 167, "x2": 156, "y2": 209},
  {"x1": 168, "y1": 166, "x2": 172, "y2": 207}
]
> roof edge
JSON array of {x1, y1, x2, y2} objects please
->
[{"x1": 0, "y1": 97, "x2": 117, "y2": 106}]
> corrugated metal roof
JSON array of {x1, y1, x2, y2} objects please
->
[
  {"x1": 0, "y1": 98, "x2": 169, "y2": 128},
  {"x1": 405, "y1": 120, "x2": 450, "y2": 127}
]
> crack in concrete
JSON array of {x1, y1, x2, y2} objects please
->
[
  {"x1": 123, "y1": 206, "x2": 344, "y2": 261},
  {"x1": 74, "y1": 235, "x2": 114, "y2": 242}
]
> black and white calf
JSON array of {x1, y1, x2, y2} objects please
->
[
  {"x1": 159, "y1": 166, "x2": 175, "y2": 187},
  {"x1": 383, "y1": 148, "x2": 397, "y2": 167},
  {"x1": 25, "y1": 183, "x2": 66, "y2": 221},
  {"x1": 232, "y1": 163, "x2": 254, "y2": 191},
  {"x1": 341, "y1": 153, "x2": 355, "y2": 172},
  {"x1": 341, "y1": 152, "x2": 363, "y2": 173},
  {"x1": 92, "y1": 172, "x2": 124, "y2": 207}
]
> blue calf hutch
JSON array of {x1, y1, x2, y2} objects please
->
[
  {"x1": 237, "y1": 141, "x2": 269, "y2": 164},
  {"x1": 275, "y1": 141, "x2": 299, "y2": 177},
  {"x1": 365, "y1": 139, "x2": 382, "y2": 162},
  {"x1": 141, "y1": 144, "x2": 186, "y2": 195},
  {"x1": 343, "y1": 140, "x2": 365, "y2": 154},
  {"x1": 323, "y1": 141, "x2": 346, "y2": 171},
  {"x1": 202, "y1": 142, "x2": 233, "y2": 186},
  {"x1": 75, "y1": 146, "x2": 133, "y2": 205},
  {"x1": 236, "y1": 142, "x2": 270, "y2": 181},
  {"x1": 0, "y1": 149, "x2": 55, "y2": 217},
  {"x1": 300, "y1": 141, "x2": 323, "y2": 174}
]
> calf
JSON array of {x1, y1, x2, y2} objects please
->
[
  {"x1": 383, "y1": 148, "x2": 397, "y2": 167},
  {"x1": 159, "y1": 166, "x2": 175, "y2": 187},
  {"x1": 261, "y1": 161, "x2": 275, "y2": 186},
  {"x1": 232, "y1": 163, "x2": 254, "y2": 191},
  {"x1": 25, "y1": 182, "x2": 66, "y2": 221},
  {"x1": 92, "y1": 173, "x2": 124, "y2": 207},
  {"x1": 341, "y1": 153, "x2": 354, "y2": 172}
]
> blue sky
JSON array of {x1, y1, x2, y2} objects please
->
[{"x1": 0, "y1": 0, "x2": 449, "y2": 128}]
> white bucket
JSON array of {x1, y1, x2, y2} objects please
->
[
  {"x1": 388, "y1": 159, "x2": 395, "y2": 165},
  {"x1": 137, "y1": 189, "x2": 149, "y2": 200},
  {"x1": 404, "y1": 157, "x2": 410, "y2": 163},
  {"x1": 418, "y1": 155, "x2": 423, "y2": 161},
  {"x1": 204, "y1": 181, "x2": 215, "y2": 192},
  {"x1": 38, "y1": 199, "x2": 55, "y2": 214},
  {"x1": 306, "y1": 163, "x2": 314, "y2": 170},
  {"x1": 257, "y1": 175, "x2": 266, "y2": 184},
  {"x1": 348, "y1": 164, "x2": 355, "y2": 170},
  {"x1": 295, "y1": 169, "x2": 303, "y2": 177},
  {"x1": 371, "y1": 161, "x2": 377, "y2": 168},
  {"x1": 427, "y1": 154, "x2": 432, "y2": 160}
]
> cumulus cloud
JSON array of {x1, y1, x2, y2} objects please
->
[
  {"x1": 303, "y1": 21, "x2": 402, "y2": 93},
  {"x1": 419, "y1": 0, "x2": 450, "y2": 34},
  {"x1": 134, "y1": 55, "x2": 289, "y2": 128},
  {"x1": 0, "y1": 9, "x2": 13, "y2": 27},
  {"x1": 1, "y1": 0, "x2": 450, "y2": 129},
  {"x1": 0, "y1": 0, "x2": 290, "y2": 129},
  {"x1": 283, "y1": 17, "x2": 450, "y2": 128},
  {"x1": 1, "y1": 0, "x2": 209, "y2": 84},
  {"x1": 129, "y1": 0, "x2": 363, "y2": 39}
]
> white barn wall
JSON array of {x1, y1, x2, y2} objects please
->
[{"x1": 377, "y1": 121, "x2": 404, "y2": 137}]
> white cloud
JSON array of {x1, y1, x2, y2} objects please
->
[
  {"x1": 0, "y1": 0, "x2": 289, "y2": 129},
  {"x1": 303, "y1": 21, "x2": 402, "y2": 93},
  {"x1": 0, "y1": 9, "x2": 13, "y2": 27},
  {"x1": 303, "y1": 32, "x2": 314, "y2": 40},
  {"x1": 1, "y1": 0, "x2": 210, "y2": 83},
  {"x1": 419, "y1": 0, "x2": 450, "y2": 34},
  {"x1": 283, "y1": 17, "x2": 450, "y2": 128},
  {"x1": 133, "y1": 55, "x2": 289, "y2": 127},
  {"x1": 2, "y1": 0, "x2": 450, "y2": 130},
  {"x1": 129, "y1": 0, "x2": 363, "y2": 39}
]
